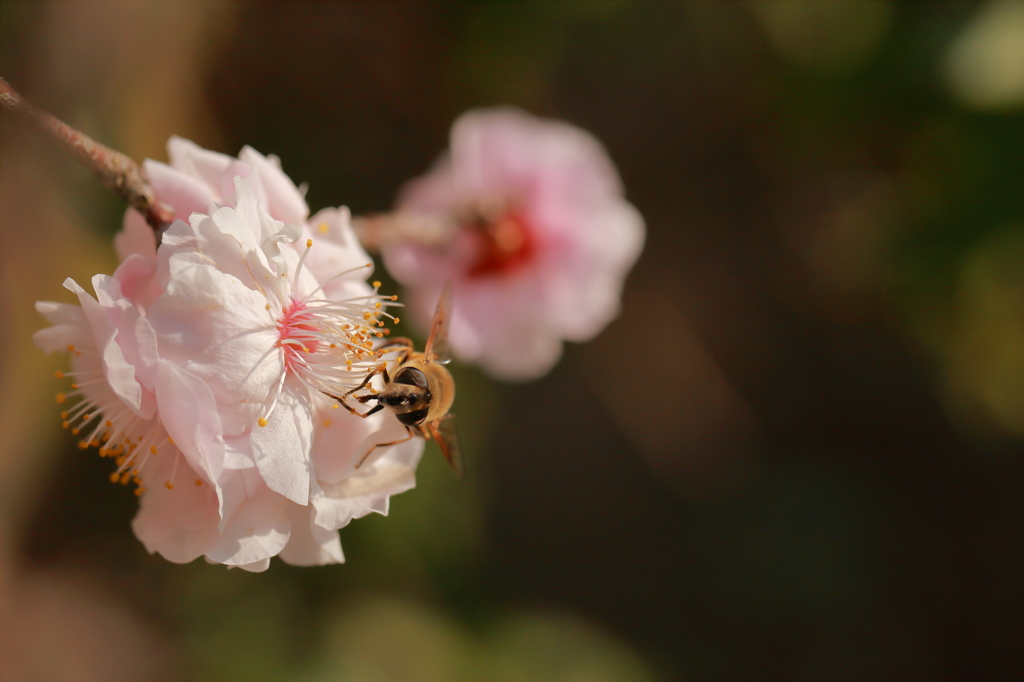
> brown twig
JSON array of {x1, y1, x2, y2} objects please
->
[
  {"x1": 0, "y1": 76, "x2": 173, "y2": 232},
  {"x1": 351, "y1": 212, "x2": 458, "y2": 252}
]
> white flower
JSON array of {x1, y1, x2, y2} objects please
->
[{"x1": 36, "y1": 170, "x2": 423, "y2": 570}]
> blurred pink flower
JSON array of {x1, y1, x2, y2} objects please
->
[
  {"x1": 382, "y1": 108, "x2": 645, "y2": 380},
  {"x1": 36, "y1": 176, "x2": 422, "y2": 571}
]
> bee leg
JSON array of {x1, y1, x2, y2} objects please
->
[
  {"x1": 354, "y1": 427, "x2": 417, "y2": 469},
  {"x1": 324, "y1": 363, "x2": 387, "y2": 418}
]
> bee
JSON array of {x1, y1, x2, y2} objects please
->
[{"x1": 330, "y1": 282, "x2": 463, "y2": 477}]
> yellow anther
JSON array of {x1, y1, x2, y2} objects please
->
[
  {"x1": 78, "y1": 440, "x2": 88, "y2": 450},
  {"x1": 391, "y1": 295, "x2": 398, "y2": 301},
  {"x1": 105, "y1": 420, "x2": 113, "y2": 428},
  {"x1": 195, "y1": 479, "x2": 203, "y2": 487},
  {"x1": 54, "y1": 370, "x2": 64, "y2": 379},
  {"x1": 266, "y1": 303, "x2": 271, "y2": 310},
  {"x1": 82, "y1": 414, "x2": 91, "y2": 421},
  {"x1": 62, "y1": 421, "x2": 70, "y2": 428},
  {"x1": 56, "y1": 392, "x2": 66, "y2": 404},
  {"x1": 330, "y1": 343, "x2": 337, "y2": 349},
  {"x1": 60, "y1": 411, "x2": 68, "y2": 419},
  {"x1": 167, "y1": 437, "x2": 175, "y2": 445},
  {"x1": 258, "y1": 417, "x2": 269, "y2": 427},
  {"x1": 363, "y1": 311, "x2": 373, "y2": 320},
  {"x1": 375, "y1": 302, "x2": 382, "y2": 309},
  {"x1": 134, "y1": 487, "x2": 145, "y2": 496},
  {"x1": 149, "y1": 446, "x2": 159, "y2": 455},
  {"x1": 120, "y1": 472, "x2": 131, "y2": 485},
  {"x1": 393, "y1": 317, "x2": 400, "y2": 324},
  {"x1": 165, "y1": 481, "x2": 174, "y2": 490},
  {"x1": 90, "y1": 440, "x2": 100, "y2": 448},
  {"x1": 71, "y1": 428, "x2": 80, "y2": 435},
  {"x1": 306, "y1": 238, "x2": 312, "y2": 248},
  {"x1": 365, "y1": 263, "x2": 372, "y2": 268},
  {"x1": 323, "y1": 419, "x2": 332, "y2": 427},
  {"x1": 373, "y1": 281, "x2": 381, "y2": 289},
  {"x1": 318, "y1": 222, "x2": 329, "y2": 234},
  {"x1": 70, "y1": 383, "x2": 78, "y2": 389},
  {"x1": 110, "y1": 472, "x2": 119, "y2": 483},
  {"x1": 67, "y1": 344, "x2": 75, "y2": 352},
  {"x1": 332, "y1": 403, "x2": 339, "y2": 409}
]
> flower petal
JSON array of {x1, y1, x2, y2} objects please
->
[
  {"x1": 278, "y1": 503, "x2": 344, "y2": 566},
  {"x1": 249, "y1": 378, "x2": 315, "y2": 506},
  {"x1": 131, "y1": 450, "x2": 220, "y2": 564},
  {"x1": 239, "y1": 146, "x2": 309, "y2": 226}
]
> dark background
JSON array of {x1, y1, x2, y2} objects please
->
[{"x1": 3, "y1": 2, "x2": 1024, "y2": 680}]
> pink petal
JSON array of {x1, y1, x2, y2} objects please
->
[
  {"x1": 144, "y1": 159, "x2": 216, "y2": 221},
  {"x1": 115, "y1": 210, "x2": 157, "y2": 262}
]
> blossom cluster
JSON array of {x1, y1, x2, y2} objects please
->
[
  {"x1": 35, "y1": 109, "x2": 644, "y2": 569},
  {"x1": 37, "y1": 141, "x2": 422, "y2": 571}
]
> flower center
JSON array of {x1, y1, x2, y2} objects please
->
[
  {"x1": 278, "y1": 298, "x2": 322, "y2": 374},
  {"x1": 258, "y1": 269, "x2": 401, "y2": 429},
  {"x1": 466, "y1": 210, "x2": 536, "y2": 278}
]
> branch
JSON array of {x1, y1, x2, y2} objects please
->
[
  {"x1": 351, "y1": 212, "x2": 458, "y2": 252},
  {"x1": 0, "y1": 76, "x2": 173, "y2": 232}
]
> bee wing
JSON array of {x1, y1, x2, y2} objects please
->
[
  {"x1": 429, "y1": 414, "x2": 464, "y2": 479},
  {"x1": 423, "y1": 281, "x2": 454, "y2": 365}
]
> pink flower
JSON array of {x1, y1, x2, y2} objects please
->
[
  {"x1": 381, "y1": 108, "x2": 645, "y2": 380},
  {"x1": 36, "y1": 174, "x2": 423, "y2": 571}
]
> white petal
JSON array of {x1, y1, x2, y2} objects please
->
[
  {"x1": 147, "y1": 262, "x2": 281, "y2": 433},
  {"x1": 204, "y1": 485, "x2": 290, "y2": 566},
  {"x1": 33, "y1": 302, "x2": 89, "y2": 353},
  {"x1": 278, "y1": 503, "x2": 344, "y2": 566},
  {"x1": 154, "y1": 360, "x2": 226, "y2": 503},
  {"x1": 249, "y1": 379, "x2": 315, "y2": 506},
  {"x1": 312, "y1": 421, "x2": 424, "y2": 531},
  {"x1": 302, "y1": 208, "x2": 374, "y2": 298},
  {"x1": 239, "y1": 146, "x2": 309, "y2": 226},
  {"x1": 131, "y1": 450, "x2": 220, "y2": 564}
]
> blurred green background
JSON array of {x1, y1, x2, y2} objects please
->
[{"x1": 3, "y1": 2, "x2": 1024, "y2": 680}]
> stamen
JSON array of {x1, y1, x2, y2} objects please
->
[{"x1": 294, "y1": 238, "x2": 313, "y2": 286}]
